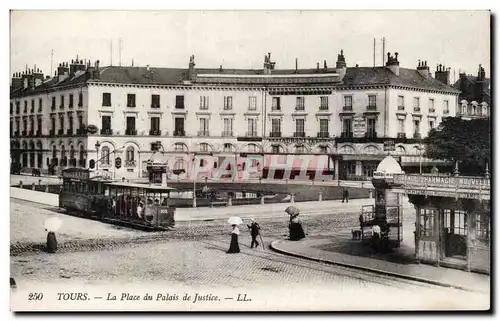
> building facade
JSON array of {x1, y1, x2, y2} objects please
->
[
  {"x1": 10, "y1": 51, "x2": 460, "y2": 180},
  {"x1": 452, "y1": 64, "x2": 490, "y2": 119}
]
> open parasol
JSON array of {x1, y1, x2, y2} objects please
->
[
  {"x1": 285, "y1": 205, "x2": 300, "y2": 216},
  {"x1": 44, "y1": 217, "x2": 62, "y2": 232},
  {"x1": 227, "y1": 216, "x2": 243, "y2": 225}
]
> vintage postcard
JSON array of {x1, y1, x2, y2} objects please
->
[{"x1": 9, "y1": 10, "x2": 491, "y2": 312}]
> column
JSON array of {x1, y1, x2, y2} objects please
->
[
  {"x1": 355, "y1": 160, "x2": 363, "y2": 177},
  {"x1": 334, "y1": 159, "x2": 339, "y2": 180}
]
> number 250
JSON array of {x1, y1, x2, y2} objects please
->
[{"x1": 28, "y1": 293, "x2": 43, "y2": 301}]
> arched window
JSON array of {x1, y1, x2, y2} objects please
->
[
  {"x1": 295, "y1": 144, "x2": 306, "y2": 153},
  {"x1": 199, "y1": 143, "x2": 211, "y2": 152},
  {"x1": 52, "y1": 145, "x2": 57, "y2": 159},
  {"x1": 69, "y1": 146, "x2": 75, "y2": 159},
  {"x1": 60, "y1": 145, "x2": 66, "y2": 159},
  {"x1": 395, "y1": 145, "x2": 406, "y2": 155},
  {"x1": 413, "y1": 146, "x2": 422, "y2": 155},
  {"x1": 364, "y1": 145, "x2": 379, "y2": 154},
  {"x1": 223, "y1": 143, "x2": 235, "y2": 153},
  {"x1": 271, "y1": 144, "x2": 283, "y2": 154},
  {"x1": 247, "y1": 143, "x2": 259, "y2": 153},
  {"x1": 339, "y1": 145, "x2": 356, "y2": 154},
  {"x1": 318, "y1": 145, "x2": 329, "y2": 154},
  {"x1": 174, "y1": 143, "x2": 187, "y2": 152},
  {"x1": 101, "y1": 146, "x2": 110, "y2": 165},
  {"x1": 79, "y1": 145, "x2": 85, "y2": 160},
  {"x1": 126, "y1": 146, "x2": 135, "y2": 161}
]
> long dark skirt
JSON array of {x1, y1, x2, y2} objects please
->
[
  {"x1": 227, "y1": 233, "x2": 240, "y2": 253},
  {"x1": 46, "y1": 232, "x2": 57, "y2": 253},
  {"x1": 289, "y1": 223, "x2": 306, "y2": 241}
]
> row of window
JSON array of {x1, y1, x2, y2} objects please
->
[
  {"x1": 99, "y1": 93, "x2": 330, "y2": 111},
  {"x1": 10, "y1": 92, "x2": 84, "y2": 115},
  {"x1": 10, "y1": 114, "x2": 85, "y2": 136}
]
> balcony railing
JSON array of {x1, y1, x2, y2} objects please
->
[
  {"x1": 28, "y1": 130, "x2": 34, "y2": 136},
  {"x1": 317, "y1": 132, "x2": 329, "y2": 138},
  {"x1": 365, "y1": 131, "x2": 377, "y2": 139},
  {"x1": 197, "y1": 131, "x2": 210, "y2": 137},
  {"x1": 295, "y1": 106, "x2": 305, "y2": 111},
  {"x1": 398, "y1": 105, "x2": 405, "y2": 111},
  {"x1": 125, "y1": 128, "x2": 137, "y2": 136},
  {"x1": 57, "y1": 129, "x2": 64, "y2": 136},
  {"x1": 343, "y1": 105, "x2": 353, "y2": 111},
  {"x1": 271, "y1": 107, "x2": 281, "y2": 112},
  {"x1": 444, "y1": 109, "x2": 450, "y2": 114},
  {"x1": 366, "y1": 105, "x2": 377, "y2": 111},
  {"x1": 413, "y1": 133, "x2": 422, "y2": 139},
  {"x1": 429, "y1": 108, "x2": 436, "y2": 113},
  {"x1": 269, "y1": 132, "x2": 281, "y2": 137},
  {"x1": 125, "y1": 159, "x2": 137, "y2": 167},
  {"x1": 175, "y1": 104, "x2": 185, "y2": 109},
  {"x1": 14, "y1": 131, "x2": 19, "y2": 137},
  {"x1": 51, "y1": 105, "x2": 56, "y2": 111},
  {"x1": 319, "y1": 105, "x2": 329, "y2": 111},
  {"x1": 413, "y1": 107, "x2": 421, "y2": 113},
  {"x1": 149, "y1": 129, "x2": 161, "y2": 136},
  {"x1": 341, "y1": 132, "x2": 353, "y2": 139},
  {"x1": 36, "y1": 130, "x2": 42, "y2": 137},
  {"x1": 151, "y1": 104, "x2": 160, "y2": 108},
  {"x1": 22, "y1": 130, "x2": 27, "y2": 136},
  {"x1": 173, "y1": 129, "x2": 185, "y2": 137},
  {"x1": 76, "y1": 128, "x2": 86, "y2": 136},
  {"x1": 246, "y1": 131, "x2": 258, "y2": 137},
  {"x1": 222, "y1": 131, "x2": 234, "y2": 137},
  {"x1": 67, "y1": 129, "x2": 73, "y2": 136},
  {"x1": 293, "y1": 132, "x2": 305, "y2": 138},
  {"x1": 397, "y1": 132, "x2": 406, "y2": 139},
  {"x1": 100, "y1": 128, "x2": 113, "y2": 135},
  {"x1": 49, "y1": 129, "x2": 55, "y2": 136},
  {"x1": 78, "y1": 159, "x2": 86, "y2": 167},
  {"x1": 69, "y1": 158, "x2": 77, "y2": 167}
]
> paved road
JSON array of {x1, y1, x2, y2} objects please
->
[{"x1": 10, "y1": 199, "x2": 488, "y2": 311}]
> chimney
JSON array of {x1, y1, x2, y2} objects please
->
[
  {"x1": 69, "y1": 56, "x2": 86, "y2": 75},
  {"x1": 435, "y1": 63, "x2": 450, "y2": 85},
  {"x1": 323, "y1": 60, "x2": 328, "y2": 70},
  {"x1": 316, "y1": 62, "x2": 320, "y2": 72},
  {"x1": 263, "y1": 52, "x2": 275, "y2": 75},
  {"x1": 475, "y1": 64, "x2": 486, "y2": 103},
  {"x1": 295, "y1": 58, "x2": 298, "y2": 73},
  {"x1": 477, "y1": 64, "x2": 486, "y2": 82},
  {"x1": 188, "y1": 55, "x2": 196, "y2": 81},
  {"x1": 11, "y1": 72, "x2": 22, "y2": 91},
  {"x1": 386, "y1": 52, "x2": 400, "y2": 76},
  {"x1": 57, "y1": 62, "x2": 69, "y2": 77},
  {"x1": 92, "y1": 60, "x2": 100, "y2": 79},
  {"x1": 32, "y1": 67, "x2": 44, "y2": 88},
  {"x1": 336, "y1": 49, "x2": 346, "y2": 69},
  {"x1": 416, "y1": 59, "x2": 429, "y2": 78}
]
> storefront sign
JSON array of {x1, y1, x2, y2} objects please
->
[
  {"x1": 394, "y1": 174, "x2": 490, "y2": 190},
  {"x1": 405, "y1": 188, "x2": 489, "y2": 200}
]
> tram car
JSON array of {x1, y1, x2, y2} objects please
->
[{"x1": 59, "y1": 168, "x2": 176, "y2": 231}]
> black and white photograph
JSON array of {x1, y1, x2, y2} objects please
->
[{"x1": 7, "y1": 9, "x2": 491, "y2": 312}]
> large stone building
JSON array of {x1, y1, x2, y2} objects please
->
[
  {"x1": 452, "y1": 64, "x2": 490, "y2": 119},
  {"x1": 9, "y1": 51, "x2": 460, "y2": 180}
]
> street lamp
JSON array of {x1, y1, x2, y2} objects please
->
[{"x1": 95, "y1": 141, "x2": 101, "y2": 171}]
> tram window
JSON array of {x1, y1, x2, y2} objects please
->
[
  {"x1": 454, "y1": 210, "x2": 467, "y2": 235},
  {"x1": 419, "y1": 209, "x2": 435, "y2": 237}
]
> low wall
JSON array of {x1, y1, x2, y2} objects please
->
[{"x1": 10, "y1": 187, "x2": 59, "y2": 207}]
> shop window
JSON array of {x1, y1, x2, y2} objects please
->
[
  {"x1": 475, "y1": 212, "x2": 490, "y2": 244},
  {"x1": 419, "y1": 209, "x2": 436, "y2": 237}
]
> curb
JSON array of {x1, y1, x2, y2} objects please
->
[{"x1": 270, "y1": 240, "x2": 481, "y2": 293}]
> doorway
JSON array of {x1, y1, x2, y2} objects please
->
[{"x1": 442, "y1": 209, "x2": 467, "y2": 264}]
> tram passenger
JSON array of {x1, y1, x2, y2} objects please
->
[{"x1": 137, "y1": 201, "x2": 144, "y2": 219}]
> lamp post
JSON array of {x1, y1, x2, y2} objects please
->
[
  {"x1": 192, "y1": 153, "x2": 197, "y2": 208},
  {"x1": 95, "y1": 141, "x2": 101, "y2": 171}
]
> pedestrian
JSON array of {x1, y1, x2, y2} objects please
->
[
  {"x1": 137, "y1": 201, "x2": 144, "y2": 219},
  {"x1": 247, "y1": 218, "x2": 261, "y2": 248},
  {"x1": 289, "y1": 215, "x2": 306, "y2": 241},
  {"x1": 227, "y1": 224, "x2": 240, "y2": 253},
  {"x1": 342, "y1": 187, "x2": 349, "y2": 203},
  {"x1": 46, "y1": 230, "x2": 57, "y2": 253}
]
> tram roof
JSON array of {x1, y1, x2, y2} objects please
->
[{"x1": 105, "y1": 181, "x2": 176, "y2": 191}]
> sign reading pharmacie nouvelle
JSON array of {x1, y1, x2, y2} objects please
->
[{"x1": 393, "y1": 174, "x2": 490, "y2": 190}]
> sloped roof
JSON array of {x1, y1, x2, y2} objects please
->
[
  {"x1": 339, "y1": 67, "x2": 460, "y2": 93},
  {"x1": 452, "y1": 75, "x2": 491, "y2": 104}
]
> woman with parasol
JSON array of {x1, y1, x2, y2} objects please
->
[
  {"x1": 226, "y1": 217, "x2": 242, "y2": 253},
  {"x1": 286, "y1": 206, "x2": 305, "y2": 241}
]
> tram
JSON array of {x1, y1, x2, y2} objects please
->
[{"x1": 59, "y1": 168, "x2": 176, "y2": 231}]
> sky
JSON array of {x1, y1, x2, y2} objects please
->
[{"x1": 9, "y1": 10, "x2": 491, "y2": 81}]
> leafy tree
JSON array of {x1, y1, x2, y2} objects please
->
[{"x1": 423, "y1": 117, "x2": 491, "y2": 176}]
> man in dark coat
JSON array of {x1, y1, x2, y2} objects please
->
[
  {"x1": 247, "y1": 219, "x2": 261, "y2": 248},
  {"x1": 342, "y1": 187, "x2": 349, "y2": 203}
]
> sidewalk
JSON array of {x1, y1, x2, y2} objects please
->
[{"x1": 271, "y1": 237, "x2": 490, "y2": 294}]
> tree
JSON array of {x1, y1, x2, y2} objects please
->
[{"x1": 423, "y1": 117, "x2": 491, "y2": 176}]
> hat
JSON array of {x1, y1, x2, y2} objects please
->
[{"x1": 250, "y1": 218, "x2": 255, "y2": 222}]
